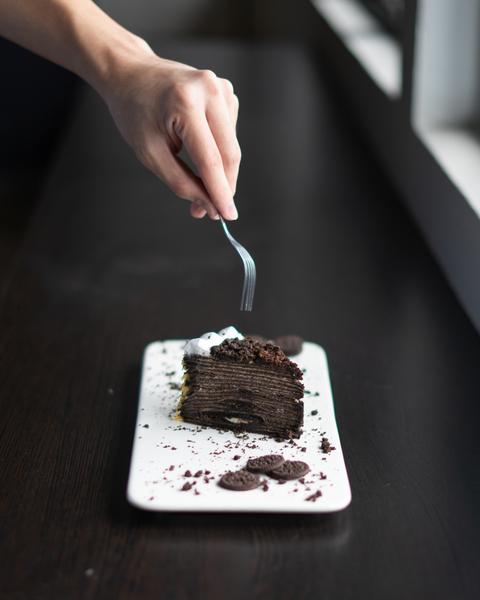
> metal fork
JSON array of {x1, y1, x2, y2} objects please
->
[{"x1": 220, "y1": 217, "x2": 256, "y2": 311}]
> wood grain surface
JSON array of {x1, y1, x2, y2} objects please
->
[{"x1": 0, "y1": 41, "x2": 479, "y2": 600}]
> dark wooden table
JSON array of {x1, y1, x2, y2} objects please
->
[{"x1": 1, "y1": 40, "x2": 479, "y2": 600}]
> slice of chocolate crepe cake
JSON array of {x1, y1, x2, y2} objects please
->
[{"x1": 177, "y1": 327, "x2": 304, "y2": 439}]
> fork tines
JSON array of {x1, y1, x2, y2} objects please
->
[{"x1": 220, "y1": 218, "x2": 256, "y2": 311}]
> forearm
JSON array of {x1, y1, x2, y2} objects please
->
[{"x1": 0, "y1": 0, "x2": 152, "y2": 95}]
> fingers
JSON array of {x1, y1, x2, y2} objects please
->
[
  {"x1": 133, "y1": 67, "x2": 240, "y2": 221},
  {"x1": 206, "y1": 92, "x2": 241, "y2": 196},
  {"x1": 219, "y1": 78, "x2": 239, "y2": 129},
  {"x1": 174, "y1": 113, "x2": 238, "y2": 220},
  {"x1": 190, "y1": 202, "x2": 207, "y2": 219},
  {"x1": 232, "y1": 94, "x2": 239, "y2": 128},
  {"x1": 136, "y1": 136, "x2": 219, "y2": 219}
]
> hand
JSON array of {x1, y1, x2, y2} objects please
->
[
  {"x1": 101, "y1": 48, "x2": 241, "y2": 220},
  {"x1": 0, "y1": 1, "x2": 240, "y2": 218}
]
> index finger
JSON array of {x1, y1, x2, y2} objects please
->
[{"x1": 176, "y1": 113, "x2": 238, "y2": 220}]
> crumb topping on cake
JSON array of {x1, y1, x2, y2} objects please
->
[{"x1": 210, "y1": 338, "x2": 303, "y2": 379}]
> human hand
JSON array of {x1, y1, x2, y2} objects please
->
[
  {"x1": 0, "y1": 2, "x2": 240, "y2": 218},
  {"x1": 100, "y1": 48, "x2": 241, "y2": 220}
]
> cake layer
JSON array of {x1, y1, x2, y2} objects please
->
[
  {"x1": 183, "y1": 356, "x2": 304, "y2": 397},
  {"x1": 180, "y1": 356, "x2": 304, "y2": 439}
]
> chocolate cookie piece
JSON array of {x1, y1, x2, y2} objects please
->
[
  {"x1": 268, "y1": 460, "x2": 310, "y2": 480},
  {"x1": 219, "y1": 470, "x2": 261, "y2": 491},
  {"x1": 321, "y1": 437, "x2": 335, "y2": 453},
  {"x1": 246, "y1": 454, "x2": 285, "y2": 473},
  {"x1": 274, "y1": 335, "x2": 303, "y2": 356}
]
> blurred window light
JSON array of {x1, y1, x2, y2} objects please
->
[
  {"x1": 312, "y1": 0, "x2": 480, "y2": 331},
  {"x1": 312, "y1": 0, "x2": 402, "y2": 97},
  {"x1": 357, "y1": 0, "x2": 405, "y2": 38},
  {"x1": 413, "y1": 0, "x2": 480, "y2": 217},
  {"x1": 314, "y1": 0, "x2": 480, "y2": 217}
]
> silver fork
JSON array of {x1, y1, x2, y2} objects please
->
[{"x1": 220, "y1": 217, "x2": 256, "y2": 311}]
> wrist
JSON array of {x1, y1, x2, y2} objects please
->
[{"x1": 80, "y1": 31, "x2": 155, "y2": 99}]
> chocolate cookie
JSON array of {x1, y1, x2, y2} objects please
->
[
  {"x1": 274, "y1": 335, "x2": 303, "y2": 356},
  {"x1": 219, "y1": 470, "x2": 261, "y2": 491},
  {"x1": 268, "y1": 460, "x2": 310, "y2": 480},
  {"x1": 246, "y1": 454, "x2": 285, "y2": 473}
]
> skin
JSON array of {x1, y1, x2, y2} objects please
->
[{"x1": 0, "y1": 0, "x2": 241, "y2": 220}]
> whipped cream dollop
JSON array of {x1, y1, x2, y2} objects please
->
[{"x1": 183, "y1": 326, "x2": 244, "y2": 357}]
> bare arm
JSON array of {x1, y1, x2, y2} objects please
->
[{"x1": 0, "y1": 0, "x2": 240, "y2": 220}]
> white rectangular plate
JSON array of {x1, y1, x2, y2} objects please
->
[{"x1": 127, "y1": 340, "x2": 351, "y2": 512}]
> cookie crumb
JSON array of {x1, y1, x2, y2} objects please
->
[
  {"x1": 321, "y1": 437, "x2": 335, "y2": 453},
  {"x1": 306, "y1": 490, "x2": 322, "y2": 502}
]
